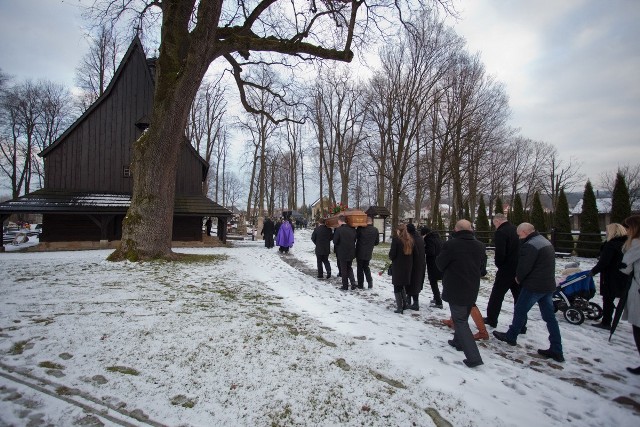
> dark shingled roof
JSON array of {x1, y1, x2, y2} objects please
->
[
  {"x1": 365, "y1": 206, "x2": 391, "y2": 217},
  {"x1": 0, "y1": 189, "x2": 232, "y2": 217}
]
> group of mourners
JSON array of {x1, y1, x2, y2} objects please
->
[
  {"x1": 311, "y1": 215, "x2": 380, "y2": 291},
  {"x1": 261, "y1": 216, "x2": 295, "y2": 253},
  {"x1": 307, "y1": 212, "x2": 640, "y2": 372}
]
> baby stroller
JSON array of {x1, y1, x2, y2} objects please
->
[{"x1": 553, "y1": 271, "x2": 603, "y2": 325}]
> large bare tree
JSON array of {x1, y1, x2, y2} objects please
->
[
  {"x1": 88, "y1": 0, "x2": 372, "y2": 260},
  {"x1": 186, "y1": 78, "x2": 228, "y2": 197},
  {"x1": 75, "y1": 24, "x2": 121, "y2": 111},
  {"x1": 540, "y1": 147, "x2": 583, "y2": 213},
  {"x1": 366, "y1": 9, "x2": 459, "y2": 228},
  {"x1": 600, "y1": 163, "x2": 640, "y2": 205}
]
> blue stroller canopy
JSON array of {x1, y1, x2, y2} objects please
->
[{"x1": 556, "y1": 271, "x2": 596, "y2": 300}]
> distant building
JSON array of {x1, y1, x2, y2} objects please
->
[
  {"x1": 570, "y1": 197, "x2": 640, "y2": 230},
  {"x1": 0, "y1": 37, "x2": 231, "y2": 250}
]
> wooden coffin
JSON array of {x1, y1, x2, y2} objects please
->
[
  {"x1": 345, "y1": 210, "x2": 368, "y2": 227},
  {"x1": 325, "y1": 215, "x2": 340, "y2": 228},
  {"x1": 325, "y1": 210, "x2": 368, "y2": 228}
]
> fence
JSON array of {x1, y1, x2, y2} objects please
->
[{"x1": 434, "y1": 229, "x2": 605, "y2": 258}]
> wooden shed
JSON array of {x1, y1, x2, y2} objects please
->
[{"x1": 0, "y1": 37, "x2": 231, "y2": 249}]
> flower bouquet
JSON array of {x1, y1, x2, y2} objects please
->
[{"x1": 379, "y1": 261, "x2": 392, "y2": 276}]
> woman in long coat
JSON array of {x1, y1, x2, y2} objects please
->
[
  {"x1": 591, "y1": 223, "x2": 627, "y2": 329},
  {"x1": 621, "y1": 215, "x2": 640, "y2": 375},
  {"x1": 389, "y1": 224, "x2": 414, "y2": 314},
  {"x1": 406, "y1": 223, "x2": 426, "y2": 310},
  {"x1": 276, "y1": 219, "x2": 295, "y2": 253}
]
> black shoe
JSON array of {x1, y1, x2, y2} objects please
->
[
  {"x1": 317, "y1": 275, "x2": 324, "y2": 279},
  {"x1": 368, "y1": 283, "x2": 373, "y2": 289},
  {"x1": 493, "y1": 331, "x2": 516, "y2": 346},
  {"x1": 483, "y1": 317, "x2": 497, "y2": 328},
  {"x1": 537, "y1": 348, "x2": 564, "y2": 363},
  {"x1": 463, "y1": 359, "x2": 484, "y2": 368},
  {"x1": 340, "y1": 286, "x2": 348, "y2": 291},
  {"x1": 357, "y1": 285, "x2": 364, "y2": 289},
  {"x1": 429, "y1": 299, "x2": 443, "y2": 308},
  {"x1": 591, "y1": 322, "x2": 611, "y2": 330},
  {"x1": 448, "y1": 340, "x2": 463, "y2": 351},
  {"x1": 351, "y1": 285, "x2": 357, "y2": 290},
  {"x1": 326, "y1": 274, "x2": 331, "y2": 279},
  {"x1": 626, "y1": 366, "x2": 640, "y2": 375}
]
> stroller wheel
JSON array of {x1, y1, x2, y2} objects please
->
[
  {"x1": 563, "y1": 307, "x2": 585, "y2": 325},
  {"x1": 585, "y1": 302, "x2": 603, "y2": 321}
]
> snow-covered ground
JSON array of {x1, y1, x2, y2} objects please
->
[{"x1": 0, "y1": 229, "x2": 638, "y2": 426}]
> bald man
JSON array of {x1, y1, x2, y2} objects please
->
[
  {"x1": 493, "y1": 223, "x2": 564, "y2": 362},
  {"x1": 436, "y1": 220, "x2": 487, "y2": 368}
]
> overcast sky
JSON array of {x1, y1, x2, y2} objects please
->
[{"x1": 1, "y1": 0, "x2": 639, "y2": 191}]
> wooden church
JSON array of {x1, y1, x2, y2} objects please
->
[{"x1": 0, "y1": 37, "x2": 231, "y2": 249}]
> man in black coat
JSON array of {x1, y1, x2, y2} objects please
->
[
  {"x1": 484, "y1": 213, "x2": 520, "y2": 328},
  {"x1": 261, "y1": 217, "x2": 275, "y2": 249},
  {"x1": 436, "y1": 220, "x2": 487, "y2": 368},
  {"x1": 407, "y1": 223, "x2": 426, "y2": 310},
  {"x1": 311, "y1": 219, "x2": 334, "y2": 279},
  {"x1": 356, "y1": 216, "x2": 379, "y2": 289},
  {"x1": 333, "y1": 215, "x2": 357, "y2": 290}
]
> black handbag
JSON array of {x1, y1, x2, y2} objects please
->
[{"x1": 387, "y1": 264, "x2": 393, "y2": 276}]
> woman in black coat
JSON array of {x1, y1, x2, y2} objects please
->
[
  {"x1": 591, "y1": 223, "x2": 628, "y2": 329},
  {"x1": 406, "y1": 223, "x2": 426, "y2": 310},
  {"x1": 421, "y1": 226, "x2": 444, "y2": 308},
  {"x1": 389, "y1": 224, "x2": 414, "y2": 314}
]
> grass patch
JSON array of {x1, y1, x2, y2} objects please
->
[
  {"x1": 161, "y1": 254, "x2": 228, "y2": 264},
  {"x1": 39, "y1": 361, "x2": 64, "y2": 370},
  {"x1": 9, "y1": 340, "x2": 29, "y2": 355},
  {"x1": 106, "y1": 365, "x2": 140, "y2": 376},
  {"x1": 32, "y1": 317, "x2": 55, "y2": 325},
  {"x1": 369, "y1": 369, "x2": 406, "y2": 389},
  {"x1": 56, "y1": 386, "x2": 73, "y2": 395}
]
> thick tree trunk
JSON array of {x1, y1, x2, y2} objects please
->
[{"x1": 109, "y1": 26, "x2": 209, "y2": 260}]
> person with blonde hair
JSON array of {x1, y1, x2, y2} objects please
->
[
  {"x1": 388, "y1": 224, "x2": 415, "y2": 314},
  {"x1": 620, "y1": 215, "x2": 640, "y2": 375},
  {"x1": 590, "y1": 223, "x2": 628, "y2": 330}
]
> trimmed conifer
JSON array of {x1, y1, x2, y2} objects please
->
[
  {"x1": 611, "y1": 172, "x2": 631, "y2": 224},
  {"x1": 530, "y1": 191, "x2": 546, "y2": 233},
  {"x1": 510, "y1": 194, "x2": 525, "y2": 226},
  {"x1": 475, "y1": 196, "x2": 490, "y2": 244},
  {"x1": 494, "y1": 197, "x2": 504, "y2": 216},
  {"x1": 576, "y1": 180, "x2": 601, "y2": 257},
  {"x1": 553, "y1": 188, "x2": 573, "y2": 253}
]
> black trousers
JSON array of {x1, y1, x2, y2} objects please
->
[
  {"x1": 429, "y1": 278, "x2": 442, "y2": 305},
  {"x1": 450, "y1": 304, "x2": 482, "y2": 363},
  {"x1": 486, "y1": 269, "x2": 521, "y2": 325},
  {"x1": 316, "y1": 254, "x2": 331, "y2": 278},
  {"x1": 338, "y1": 259, "x2": 355, "y2": 288},
  {"x1": 601, "y1": 293, "x2": 615, "y2": 326},
  {"x1": 356, "y1": 259, "x2": 372, "y2": 286}
]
